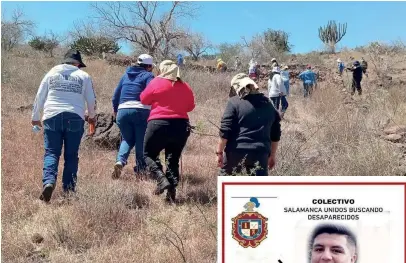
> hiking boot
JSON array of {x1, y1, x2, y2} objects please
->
[
  {"x1": 153, "y1": 172, "x2": 171, "y2": 195},
  {"x1": 165, "y1": 186, "x2": 177, "y2": 203},
  {"x1": 39, "y1": 183, "x2": 55, "y2": 203},
  {"x1": 112, "y1": 161, "x2": 123, "y2": 179}
]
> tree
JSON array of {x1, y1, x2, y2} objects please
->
[
  {"x1": 1, "y1": 8, "x2": 35, "y2": 51},
  {"x1": 91, "y1": 1, "x2": 198, "y2": 59},
  {"x1": 28, "y1": 31, "x2": 60, "y2": 57},
  {"x1": 217, "y1": 43, "x2": 244, "y2": 64},
  {"x1": 263, "y1": 29, "x2": 292, "y2": 53},
  {"x1": 318, "y1": 20, "x2": 347, "y2": 53},
  {"x1": 71, "y1": 36, "x2": 120, "y2": 57},
  {"x1": 242, "y1": 29, "x2": 292, "y2": 62},
  {"x1": 181, "y1": 32, "x2": 212, "y2": 61}
]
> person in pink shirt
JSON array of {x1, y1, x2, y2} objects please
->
[{"x1": 140, "y1": 60, "x2": 195, "y2": 202}]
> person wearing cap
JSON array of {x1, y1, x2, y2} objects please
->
[
  {"x1": 299, "y1": 65, "x2": 317, "y2": 98},
  {"x1": 111, "y1": 54, "x2": 155, "y2": 179},
  {"x1": 216, "y1": 73, "x2": 281, "y2": 176},
  {"x1": 140, "y1": 60, "x2": 195, "y2": 202},
  {"x1": 346, "y1": 61, "x2": 363, "y2": 95},
  {"x1": 337, "y1": 58, "x2": 345, "y2": 76},
  {"x1": 31, "y1": 49, "x2": 97, "y2": 202},
  {"x1": 280, "y1": 65, "x2": 290, "y2": 96},
  {"x1": 268, "y1": 66, "x2": 288, "y2": 118},
  {"x1": 271, "y1": 58, "x2": 279, "y2": 68}
]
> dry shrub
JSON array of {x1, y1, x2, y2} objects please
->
[{"x1": 2, "y1": 45, "x2": 406, "y2": 262}]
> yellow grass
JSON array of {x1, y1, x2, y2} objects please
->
[{"x1": 2, "y1": 47, "x2": 405, "y2": 262}]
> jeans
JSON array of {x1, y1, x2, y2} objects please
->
[
  {"x1": 143, "y1": 119, "x2": 191, "y2": 187},
  {"x1": 270, "y1": 97, "x2": 281, "y2": 111},
  {"x1": 281, "y1": 96, "x2": 289, "y2": 113},
  {"x1": 42, "y1": 112, "x2": 84, "y2": 191},
  {"x1": 271, "y1": 96, "x2": 288, "y2": 113},
  {"x1": 283, "y1": 80, "x2": 290, "y2": 95},
  {"x1": 116, "y1": 108, "x2": 150, "y2": 173},
  {"x1": 219, "y1": 150, "x2": 269, "y2": 176},
  {"x1": 303, "y1": 83, "x2": 314, "y2": 98}
]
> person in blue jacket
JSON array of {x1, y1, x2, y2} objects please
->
[
  {"x1": 298, "y1": 65, "x2": 317, "y2": 98},
  {"x1": 177, "y1": 54, "x2": 184, "y2": 67},
  {"x1": 111, "y1": 54, "x2": 155, "y2": 179},
  {"x1": 337, "y1": 58, "x2": 345, "y2": 76}
]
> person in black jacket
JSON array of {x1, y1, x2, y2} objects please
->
[
  {"x1": 216, "y1": 73, "x2": 281, "y2": 176},
  {"x1": 346, "y1": 61, "x2": 364, "y2": 96}
]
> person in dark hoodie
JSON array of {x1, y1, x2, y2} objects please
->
[
  {"x1": 111, "y1": 54, "x2": 155, "y2": 179},
  {"x1": 346, "y1": 61, "x2": 363, "y2": 96},
  {"x1": 216, "y1": 73, "x2": 281, "y2": 176}
]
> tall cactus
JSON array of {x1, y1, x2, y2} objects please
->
[{"x1": 318, "y1": 20, "x2": 347, "y2": 53}]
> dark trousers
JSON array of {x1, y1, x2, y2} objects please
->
[
  {"x1": 351, "y1": 79, "x2": 362, "y2": 95},
  {"x1": 219, "y1": 150, "x2": 269, "y2": 176},
  {"x1": 271, "y1": 96, "x2": 288, "y2": 113},
  {"x1": 304, "y1": 83, "x2": 314, "y2": 97},
  {"x1": 270, "y1": 97, "x2": 281, "y2": 110},
  {"x1": 143, "y1": 119, "x2": 191, "y2": 187}
]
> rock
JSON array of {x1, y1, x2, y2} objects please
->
[
  {"x1": 31, "y1": 233, "x2": 44, "y2": 244},
  {"x1": 384, "y1": 134, "x2": 402, "y2": 142},
  {"x1": 384, "y1": 125, "x2": 406, "y2": 135},
  {"x1": 82, "y1": 112, "x2": 121, "y2": 150},
  {"x1": 17, "y1": 104, "x2": 33, "y2": 112}
]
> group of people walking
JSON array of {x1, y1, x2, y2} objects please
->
[
  {"x1": 37, "y1": 50, "x2": 370, "y2": 203},
  {"x1": 32, "y1": 50, "x2": 196, "y2": 203}
]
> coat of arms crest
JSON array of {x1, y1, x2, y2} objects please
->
[{"x1": 231, "y1": 197, "x2": 268, "y2": 248}]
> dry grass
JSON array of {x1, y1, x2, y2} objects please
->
[{"x1": 2, "y1": 47, "x2": 406, "y2": 262}]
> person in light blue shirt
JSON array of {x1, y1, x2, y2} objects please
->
[
  {"x1": 337, "y1": 58, "x2": 345, "y2": 76},
  {"x1": 298, "y1": 65, "x2": 317, "y2": 98},
  {"x1": 280, "y1": 65, "x2": 290, "y2": 96},
  {"x1": 177, "y1": 54, "x2": 184, "y2": 67}
]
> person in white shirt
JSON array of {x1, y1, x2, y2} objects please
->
[
  {"x1": 31, "y1": 49, "x2": 96, "y2": 202},
  {"x1": 268, "y1": 66, "x2": 288, "y2": 118}
]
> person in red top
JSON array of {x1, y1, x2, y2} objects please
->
[{"x1": 140, "y1": 60, "x2": 195, "y2": 202}]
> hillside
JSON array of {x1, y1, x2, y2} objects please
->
[{"x1": 1, "y1": 46, "x2": 406, "y2": 262}]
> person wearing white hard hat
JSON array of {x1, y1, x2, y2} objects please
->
[{"x1": 111, "y1": 53, "x2": 155, "y2": 180}]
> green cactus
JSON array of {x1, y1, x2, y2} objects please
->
[
  {"x1": 318, "y1": 20, "x2": 347, "y2": 53},
  {"x1": 71, "y1": 36, "x2": 120, "y2": 58}
]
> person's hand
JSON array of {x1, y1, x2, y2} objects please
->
[
  {"x1": 87, "y1": 117, "x2": 96, "y2": 124},
  {"x1": 216, "y1": 153, "x2": 224, "y2": 167},
  {"x1": 32, "y1": 120, "x2": 42, "y2": 127},
  {"x1": 268, "y1": 155, "x2": 276, "y2": 170}
]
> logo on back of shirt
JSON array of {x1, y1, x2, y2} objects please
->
[{"x1": 49, "y1": 73, "x2": 83, "y2": 94}]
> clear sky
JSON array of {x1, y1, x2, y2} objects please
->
[{"x1": 2, "y1": 1, "x2": 406, "y2": 55}]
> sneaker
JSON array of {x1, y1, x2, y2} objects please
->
[
  {"x1": 112, "y1": 161, "x2": 123, "y2": 179},
  {"x1": 39, "y1": 183, "x2": 54, "y2": 203}
]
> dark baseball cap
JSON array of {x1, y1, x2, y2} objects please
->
[{"x1": 62, "y1": 49, "x2": 86, "y2": 68}]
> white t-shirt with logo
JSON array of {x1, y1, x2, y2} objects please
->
[{"x1": 31, "y1": 64, "x2": 96, "y2": 121}]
